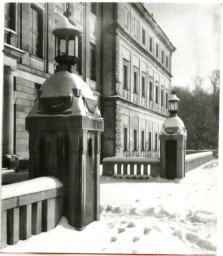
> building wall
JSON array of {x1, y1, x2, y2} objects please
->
[
  {"x1": 101, "y1": 3, "x2": 175, "y2": 158},
  {"x1": 3, "y1": 2, "x2": 102, "y2": 159}
]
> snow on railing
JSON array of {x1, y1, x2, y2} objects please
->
[
  {"x1": 103, "y1": 157, "x2": 159, "y2": 178},
  {"x1": 185, "y1": 151, "x2": 213, "y2": 172},
  {"x1": 1, "y1": 176, "x2": 64, "y2": 249}
]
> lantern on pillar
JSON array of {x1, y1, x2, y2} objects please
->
[
  {"x1": 168, "y1": 91, "x2": 180, "y2": 115},
  {"x1": 53, "y1": 8, "x2": 81, "y2": 73}
]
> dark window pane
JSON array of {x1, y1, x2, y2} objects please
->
[
  {"x1": 148, "y1": 132, "x2": 152, "y2": 151},
  {"x1": 142, "y1": 29, "x2": 146, "y2": 45},
  {"x1": 142, "y1": 76, "x2": 145, "y2": 97},
  {"x1": 90, "y1": 43, "x2": 96, "y2": 81},
  {"x1": 123, "y1": 64, "x2": 128, "y2": 88},
  {"x1": 141, "y1": 131, "x2": 145, "y2": 151},
  {"x1": 149, "y1": 37, "x2": 153, "y2": 52},
  {"x1": 134, "y1": 130, "x2": 137, "y2": 151},
  {"x1": 156, "y1": 85, "x2": 159, "y2": 103},
  {"x1": 134, "y1": 71, "x2": 137, "y2": 93},
  {"x1": 124, "y1": 128, "x2": 128, "y2": 151},
  {"x1": 149, "y1": 81, "x2": 153, "y2": 101}
]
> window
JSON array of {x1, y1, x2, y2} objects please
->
[
  {"x1": 141, "y1": 131, "x2": 145, "y2": 151},
  {"x1": 91, "y1": 3, "x2": 97, "y2": 15},
  {"x1": 161, "y1": 50, "x2": 164, "y2": 64},
  {"x1": 148, "y1": 132, "x2": 152, "y2": 151},
  {"x1": 30, "y1": 5, "x2": 43, "y2": 58},
  {"x1": 124, "y1": 6, "x2": 129, "y2": 29},
  {"x1": 141, "y1": 76, "x2": 146, "y2": 97},
  {"x1": 155, "y1": 133, "x2": 158, "y2": 151},
  {"x1": 142, "y1": 29, "x2": 146, "y2": 46},
  {"x1": 155, "y1": 85, "x2": 159, "y2": 103},
  {"x1": 149, "y1": 81, "x2": 153, "y2": 101},
  {"x1": 149, "y1": 36, "x2": 153, "y2": 52},
  {"x1": 166, "y1": 92, "x2": 168, "y2": 108},
  {"x1": 90, "y1": 43, "x2": 96, "y2": 81},
  {"x1": 161, "y1": 87, "x2": 164, "y2": 106},
  {"x1": 156, "y1": 43, "x2": 159, "y2": 59},
  {"x1": 134, "y1": 130, "x2": 137, "y2": 151},
  {"x1": 124, "y1": 128, "x2": 128, "y2": 151},
  {"x1": 133, "y1": 69, "x2": 138, "y2": 94},
  {"x1": 123, "y1": 60, "x2": 129, "y2": 89},
  {"x1": 134, "y1": 17, "x2": 139, "y2": 39},
  {"x1": 166, "y1": 56, "x2": 169, "y2": 68},
  {"x1": 5, "y1": 3, "x2": 16, "y2": 31}
]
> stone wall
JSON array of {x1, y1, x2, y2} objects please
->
[{"x1": 15, "y1": 77, "x2": 36, "y2": 158}]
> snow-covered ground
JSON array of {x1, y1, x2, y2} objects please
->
[{"x1": 2, "y1": 161, "x2": 218, "y2": 254}]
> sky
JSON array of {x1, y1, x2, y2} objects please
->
[{"x1": 145, "y1": 3, "x2": 221, "y2": 92}]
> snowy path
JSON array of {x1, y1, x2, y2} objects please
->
[{"x1": 2, "y1": 161, "x2": 218, "y2": 254}]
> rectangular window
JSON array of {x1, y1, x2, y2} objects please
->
[
  {"x1": 161, "y1": 87, "x2": 164, "y2": 106},
  {"x1": 149, "y1": 36, "x2": 153, "y2": 52},
  {"x1": 134, "y1": 17, "x2": 139, "y2": 39},
  {"x1": 30, "y1": 6, "x2": 43, "y2": 58},
  {"x1": 149, "y1": 81, "x2": 153, "y2": 101},
  {"x1": 155, "y1": 85, "x2": 159, "y2": 103},
  {"x1": 148, "y1": 132, "x2": 152, "y2": 151},
  {"x1": 156, "y1": 43, "x2": 159, "y2": 58},
  {"x1": 161, "y1": 50, "x2": 164, "y2": 64},
  {"x1": 5, "y1": 3, "x2": 16, "y2": 31},
  {"x1": 142, "y1": 29, "x2": 146, "y2": 45},
  {"x1": 124, "y1": 128, "x2": 128, "y2": 151},
  {"x1": 141, "y1": 76, "x2": 146, "y2": 97},
  {"x1": 155, "y1": 133, "x2": 158, "y2": 151},
  {"x1": 134, "y1": 130, "x2": 137, "y2": 151},
  {"x1": 166, "y1": 92, "x2": 168, "y2": 108},
  {"x1": 166, "y1": 56, "x2": 169, "y2": 68},
  {"x1": 124, "y1": 6, "x2": 129, "y2": 29},
  {"x1": 133, "y1": 69, "x2": 138, "y2": 94},
  {"x1": 90, "y1": 43, "x2": 96, "y2": 81},
  {"x1": 91, "y1": 3, "x2": 97, "y2": 15},
  {"x1": 123, "y1": 61, "x2": 128, "y2": 89},
  {"x1": 141, "y1": 131, "x2": 145, "y2": 151}
]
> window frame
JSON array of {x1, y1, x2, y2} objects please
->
[
  {"x1": 134, "y1": 17, "x2": 139, "y2": 39},
  {"x1": 155, "y1": 84, "x2": 159, "y2": 104},
  {"x1": 30, "y1": 4, "x2": 44, "y2": 59},
  {"x1": 141, "y1": 73, "x2": 146, "y2": 98},
  {"x1": 148, "y1": 131, "x2": 152, "y2": 151},
  {"x1": 156, "y1": 42, "x2": 159, "y2": 59},
  {"x1": 124, "y1": 6, "x2": 130, "y2": 29},
  {"x1": 161, "y1": 86, "x2": 164, "y2": 106},
  {"x1": 123, "y1": 59, "x2": 129, "y2": 89},
  {"x1": 149, "y1": 36, "x2": 153, "y2": 53},
  {"x1": 142, "y1": 28, "x2": 146, "y2": 46},
  {"x1": 149, "y1": 79, "x2": 153, "y2": 101},
  {"x1": 133, "y1": 66, "x2": 139, "y2": 94},
  {"x1": 5, "y1": 3, "x2": 16, "y2": 31}
]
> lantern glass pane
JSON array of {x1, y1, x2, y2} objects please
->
[
  {"x1": 69, "y1": 40, "x2": 75, "y2": 56},
  {"x1": 60, "y1": 39, "x2": 66, "y2": 55},
  {"x1": 75, "y1": 36, "x2": 79, "y2": 58}
]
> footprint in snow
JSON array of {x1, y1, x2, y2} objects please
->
[
  {"x1": 106, "y1": 205, "x2": 112, "y2": 212},
  {"x1": 112, "y1": 207, "x2": 122, "y2": 213},
  {"x1": 132, "y1": 237, "x2": 140, "y2": 243},
  {"x1": 135, "y1": 199, "x2": 140, "y2": 202},
  {"x1": 127, "y1": 222, "x2": 136, "y2": 228},
  {"x1": 144, "y1": 227, "x2": 151, "y2": 235},
  {"x1": 110, "y1": 237, "x2": 117, "y2": 242},
  {"x1": 118, "y1": 228, "x2": 126, "y2": 233}
]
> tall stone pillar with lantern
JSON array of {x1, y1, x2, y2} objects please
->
[
  {"x1": 26, "y1": 8, "x2": 103, "y2": 230},
  {"x1": 159, "y1": 91, "x2": 187, "y2": 179}
]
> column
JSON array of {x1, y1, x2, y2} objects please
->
[{"x1": 3, "y1": 66, "x2": 15, "y2": 155}]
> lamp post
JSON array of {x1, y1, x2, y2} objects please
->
[
  {"x1": 159, "y1": 91, "x2": 187, "y2": 179},
  {"x1": 26, "y1": 8, "x2": 104, "y2": 230}
]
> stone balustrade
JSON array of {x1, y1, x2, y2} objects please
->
[
  {"x1": 1, "y1": 176, "x2": 64, "y2": 249},
  {"x1": 185, "y1": 151, "x2": 213, "y2": 172},
  {"x1": 102, "y1": 157, "x2": 160, "y2": 178}
]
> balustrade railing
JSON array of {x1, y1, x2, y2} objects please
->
[
  {"x1": 1, "y1": 176, "x2": 64, "y2": 249},
  {"x1": 185, "y1": 151, "x2": 213, "y2": 172},
  {"x1": 102, "y1": 157, "x2": 160, "y2": 178}
]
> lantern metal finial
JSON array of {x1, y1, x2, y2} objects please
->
[{"x1": 64, "y1": 3, "x2": 71, "y2": 18}]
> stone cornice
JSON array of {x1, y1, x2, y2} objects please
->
[
  {"x1": 3, "y1": 43, "x2": 25, "y2": 61},
  {"x1": 103, "y1": 95, "x2": 168, "y2": 118},
  {"x1": 132, "y1": 3, "x2": 176, "y2": 52},
  {"x1": 116, "y1": 25, "x2": 173, "y2": 79}
]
